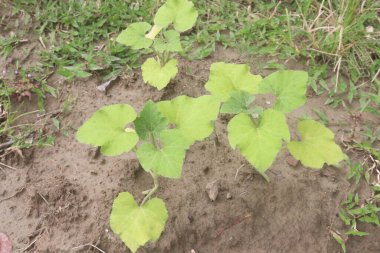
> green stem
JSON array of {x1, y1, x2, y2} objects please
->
[
  {"x1": 141, "y1": 171, "x2": 159, "y2": 206},
  {"x1": 139, "y1": 132, "x2": 161, "y2": 206},
  {"x1": 145, "y1": 25, "x2": 162, "y2": 40}
]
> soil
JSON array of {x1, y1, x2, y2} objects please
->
[{"x1": 1, "y1": 13, "x2": 380, "y2": 253}]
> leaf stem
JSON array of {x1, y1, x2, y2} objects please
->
[
  {"x1": 141, "y1": 171, "x2": 159, "y2": 206},
  {"x1": 151, "y1": 132, "x2": 158, "y2": 149}
]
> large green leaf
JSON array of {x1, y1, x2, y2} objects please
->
[
  {"x1": 287, "y1": 120, "x2": 345, "y2": 168},
  {"x1": 157, "y1": 95, "x2": 220, "y2": 146},
  {"x1": 154, "y1": 0, "x2": 198, "y2": 32},
  {"x1": 228, "y1": 109, "x2": 290, "y2": 178},
  {"x1": 134, "y1": 100, "x2": 168, "y2": 141},
  {"x1": 258, "y1": 70, "x2": 309, "y2": 113},
  {"x1": 110, "y1": 192, "x2": 168, "y2": 253},
  {"x1": 154, "y1": 30, "x2": 182, "y2": 53},
  {"x1": 205, "y1": 62, "x2": 262, "y2": 102},
  {"x1": 220, "y1": 90, "x2": 255, "y2": 114},
  {"x1": 116, "y1": 22, "x2": 153, "y2": 50},
  {"x1": 76, "y1": 104, "x2": 139, "y2": 156},
  {"x1": 142, "y1": 58, "x2": 178, "y2": 90},
  {"x1": 136, "y1": 130, "x2": 187, "y2": 178}
]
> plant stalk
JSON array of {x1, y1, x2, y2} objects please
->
[{"x1": 141, "y1": 171, "x2": 159, "y2": 206}]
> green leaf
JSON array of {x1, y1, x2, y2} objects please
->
[
  {"x1": 359, "y1": 214, "x2": 380, "y2": 226},
  {"x1": 331, "y1": 231, "x2": 346, "y2": 253},
  {"x1": 157, "y1": 95, "x2": 220, "y2": 147},
  {"x1": 258, "y1": 70, "x2": 309, "y2": 113},
  {"x1": 134, "y1": 100, "x2": 168, "y2": 141},
  {"x1": 345, "y1": 230, "x2": 369, "y2": 236},
  {"x1": 58, "y1": 64, "x2": 92, "y2": 80},
  {"x1": 154, "y1": 30, "x2": 182, "y2": 53},
  {"x1": 76, "y1": 104, "x2": 139, "y2": 156},
  {"x1": 220, "y1": 90, "x2": 255, "y2": 114},
  {"x1": 227, "y1": 109, "x2": 290, "y2": 179},
  {"x1": 136, "y1": 130, "x2": 187, "y2": 178},
  {"x1": 205, "y1": 62, "x2": 262, "y2": 102},
  {"x1": 110, "y1": 192, "x2": 168, "y2": 253},
  {"x1": 339, "y1": 209, "x2": 352, "y2": 226},
  {"x1": 287, "y1": 120, "x2": 344, "y2": 169},
  {"x1": 116, "y1": 22, "x2": 153, "y2": 50},
  {"x1": 154, "y1": 0, "x2": 198, "y2": 32},
  {"x1": 142, "y1": 58, "x2": 178, "y2": 90}
]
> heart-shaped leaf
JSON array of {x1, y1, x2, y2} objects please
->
[
  {"x1": 142, "y1": 58, "x2": 178, "y2": 90},
  {"x1": 205, "y1": 62, "x2": 262, "y2": 102},
  {"x1": 228, "y1": 109, "x2": 290, "y2": 179},
  {"x1": 258, "y1": 70, "x2": 309, "y2": 113},
  {"x1": 154, "y1": 30, "x2": 182, "y2": 53},
  {"x1": 76, "y1": 104, "x2": 139, "y2": 156},
  {"x1": 116, "y1": 22, "x2": 153, "y2": 50},
  {"x1": 134, "y1": 100, "x2": 168, "y2": 141},
  {"x1": 157, "y1": 95, "x2": 220, "y2": 147},
  {"x1": 154, "y1": 0, "x2": 198, "y2": 32},
  {"x1": 287, "y1": 120, "x2": 345, "y2": 168},
  {"x1": 137, "y1": 130, "x2": 187, "y2": 178},
  {"x1": 110, "y1": 192, "x2": 168, "y2": 253}
]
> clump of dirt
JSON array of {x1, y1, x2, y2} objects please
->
[{"x1": 27, "y1": 176, "x2": 90, "y2": 227}]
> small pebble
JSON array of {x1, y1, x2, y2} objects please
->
[
  {"x1": 206, "y1": 181, "x2": 219, "y2": 201},
  {"x1": 226, "y1": 192, "x2": 232, "y2": 199}
]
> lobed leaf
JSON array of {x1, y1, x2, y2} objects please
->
[
  {"x1": 142, "y1": 58, "x2": 178, "y2": 90},
  {"x1": 137, "y1": 130, "x2": 187, "y2": 178},
  {"x1": 154, "y1": 0, "x2": 198, "y2": 32},
  {"x1": 116, "y1": 22, "x2": 153, "y2": 50},
  {"x1": 134, "y1": 100, "x2": 168, "y2": 141},
  {"x1": 220, "y1": 90, "x2": 255, "y2": 114},
  {"x1": 76, "y1": 104, "x2": 138, "y2": 156},
  {"x1": 205, "y1": 62, "x2": 262, "y2": 102},
  {"x1": 110, "y1": 192, "x2": 168, "y2": 253},
  {"x1": 227, "y1": 109, "x2": 290, "y2": 179},
  {"x1": 258, "y1": 70, "x2": 309, "y2": 113},
  {"x1": 154, "y1": 30, "x2": 182, "y2": 53},
  {"x1": 157, "y1": 95, "x2": 220, "y2": 147},
  {"x1": 287, "y1": 120, "x2": 345, "y2": 169}
]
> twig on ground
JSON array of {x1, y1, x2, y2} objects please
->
[
  {"x1": 0, "y1": 140, "x2": 13, "y2": 150},
  {"x1": 235, "y1": 164, "x2": 245, "y2": 180},
  {"x1": 38, "y1": 192, "x2": 50, "y2": 205},
  {"x1": 72, "y1": 243, "x2": 106, "y2": 253},
  {"x1": 216, "y1": 213, "x2": 252, "y2": 237},
  {"x1": 0, "y1": 186, "x2": 25, "y2": 203},
  {"x1": 0, "y1": 161, "x2": 17, "y2": 170},
  {"x1": 20, "y1": 228, "x2": 46, "y2": 252}
]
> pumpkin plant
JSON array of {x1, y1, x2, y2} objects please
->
[
  {"x1": 116, "y1": 0, "x2": 198, "y2": 90},
  {"x1": 76, "y1": 96, "x2": 220, "y2": 252},
  {"x1": 205, "y1": 62, "x2": 345, "y2": 180},
  {"x1": 76, "y1": 61, "x2": 345, "y2": 252}
]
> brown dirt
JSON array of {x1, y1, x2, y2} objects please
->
[{"x1": 1, "y1": 31, "x2": 380, "y2": 253}]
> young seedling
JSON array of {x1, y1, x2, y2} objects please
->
[
  {"x1": 76, "y1": 96, "x2": 219, "y2": 252},
  {"x1": 116, "y1": 0, "x2": 198, "y2": 90},
  {"x1": 205, "y1": 62, "x2": 345, "y2": 180}
]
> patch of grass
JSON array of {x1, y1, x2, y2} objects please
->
[
  {"x1": 182, "y1": 0, "x2": 380, "y2": 113},
  {"x1": 0, "y1": 79, "x2": 55, "y2": 157},
  {"x1": 6, "y1": 0, "x2": 157, "y2": 80}
]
